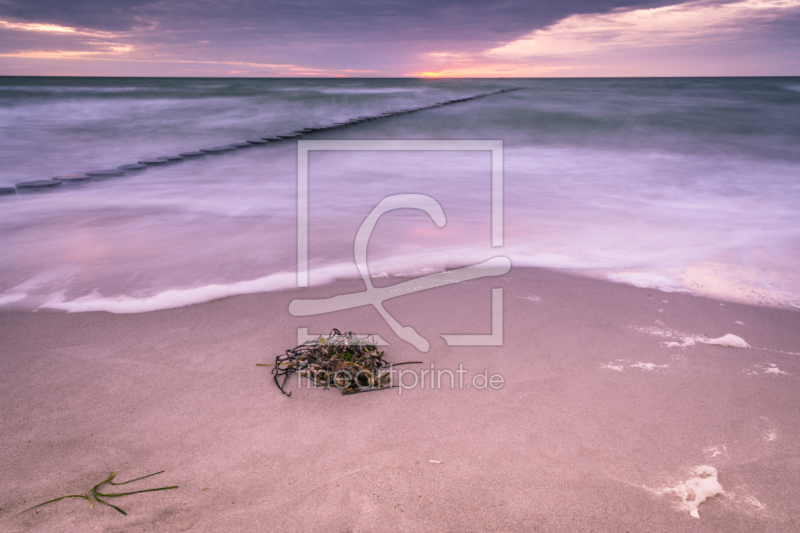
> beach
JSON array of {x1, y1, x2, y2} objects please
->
[
  {"x1": 1, "y1": 76, "x2": 799, "y2": 532},
  {"x1": 2, "y1": 267, "x2": 799, "y2": 532},
  {"x1": 2, "y1": 0, "x2": 800, "y2": 529}
]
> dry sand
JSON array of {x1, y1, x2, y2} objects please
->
[{"x1": 1, "y1": 267, "x2": 799, "y2": 532}]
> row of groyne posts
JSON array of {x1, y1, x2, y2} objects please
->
[{"x1": 1, "y1": 88, "x2": 521, "y2": 197}]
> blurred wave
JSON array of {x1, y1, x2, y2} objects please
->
[{"x1": 1, "y1": 77, "x2": 799, "y2": 311}]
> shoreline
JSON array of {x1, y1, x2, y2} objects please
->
[
  {"x1": 2, "y1": 266, "x2": 799, "y2": 531},
  {"x1": 11, "y1": 261, "x2": 800, "y2": 316}
]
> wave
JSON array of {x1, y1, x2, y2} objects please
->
[{"x1": 1, "y1": 77, "x2": 799, "y2": 313}]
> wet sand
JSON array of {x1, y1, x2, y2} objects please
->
[{"x1": 1, "y1": 267, "x2": 799, "y2": 532}]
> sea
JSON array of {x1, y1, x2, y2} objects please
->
[{"x1": 1, "y1": 77, "x2": 799, "y2": 313}]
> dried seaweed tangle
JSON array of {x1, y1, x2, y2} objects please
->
[{"x1": 260, "y1": 329, "x2": 419, "y2": 396}]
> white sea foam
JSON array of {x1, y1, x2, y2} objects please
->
[
  {"x1": 40, "y1": 271, "x2": 294, "y2": 313},
  {"x1": 607, "y1": 272, "x2": 687, "y2": 292},
  {"x1": 37, "y1": 263, "x2": 362, "y2": 313},
  {"x1": 631, "y1": 325, "x2": 674, "y2": 338},
  {"x1": 744, "y1": 363, "x2": 789, "y2": 377},
  {"x1": 763, "y1": 364, "x2": 787, "y2": 376},
  {"x1": 744, "y1": 495, "x2": 767, "y2": 511},
  {"x1": 704, "y1": 334, "x2": 749, "y2": 349},
  {"x1": 632, "y1": 324, "x2": 701, "y2": 347},
  {"x1": 655, "y1": 465, "x2": 725, "y2": 518},
  {"x1": 703, "y1": 445, "x2": 726, "y2": 458},
  {"x1": 633, "y1": 324, "x2": 751, "y2": 350},
  {"x1": 630, "y1": 362, "x2": 668, "y2": 371},
  {"x1": 601, "y1": 363, "x2": 624, "y2": 372},
  {"x1": 663, "y1": 338, "x2": 698, "y2": 347}
]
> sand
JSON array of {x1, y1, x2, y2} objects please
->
[{"x1": 1, "y1": 267, "x2": 799, "y2": 532}]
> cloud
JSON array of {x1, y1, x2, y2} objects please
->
[
  {"x1": 0, "y1": 0, "x2": 675, "y2": 40},
  {"x1": 0, "y1": 0, "x2": 685, "y2": 75},
  {"x1": 0, "y1": 0, "x2": 153, "y2": 32},
  {"x1": 0, "y1": 0, "x2": 797, "y2": 75},
  {"x1": 412, "y1": 0, "x2": 800, "y2": 76},
  {"x1": 488, "y1": 0, "x2": 800, "y2": 58},
  {"x1": 0, "y1": 20, "x2": 78, "y2": 33}
]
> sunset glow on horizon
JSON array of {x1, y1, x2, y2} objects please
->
[{"x1": 0, "y1": 0, "x2": 798, "y2": 76}]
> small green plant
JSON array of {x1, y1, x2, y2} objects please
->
[{"x1": 19, "y1": 470, "x2": 177, "y2": 516}]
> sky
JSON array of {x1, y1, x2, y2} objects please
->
[{"x1": 0, "y1": 0, "x2": 798, "y2": 77}]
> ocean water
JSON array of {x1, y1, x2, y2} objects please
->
[{"x1": 1, "y1": 77, "x2": 799, "y2": 312}]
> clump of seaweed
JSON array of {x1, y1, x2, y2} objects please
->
[
  {"x1": 259, "y1": 329, "x2": 419, "y2": 396},
  {"x1": 19, "y1": 471, "x2": 177, "y2": 516}
]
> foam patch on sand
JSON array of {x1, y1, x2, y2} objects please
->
[
  {"x1": 663, "y1": 338, "x2": 698, "y2": 348},
  {"x1": 654, "y1": 465, "x2": 725, "y2": 518},
  {"x1": 632, "y1": 323, "x2": 702, "y2": 348},
  {"x1": 723, "y1": 488, "x2": 769, "y2": 516},
  {"x1": 676, "y1": 338, "x2": 699, "y2": 346},
  {"x1": 600, "y1": 360, "x2": 670, "y2": 372},
  {"x1": 703, "y1": 445, "x2": 726, "y2": 458},
  {"x1": 705, "y1": 334, "x2": 749, "y2": 348},
  {"x1": 517, "y1": 295, "x2": 542, "y2": 302},
  {"x1": 632, "y1": 322, "x2": 750, "y2": 350},
  {"x1": 763, "y1": 364, "x2": 787, "y2": 375},
  {"x1": 744, "y1": 363, "x2": 789, "y2": 377},
  {"x1": 630, "y1": 362, "x2": 669, "y2": 371},
  {"x1": 744, "y1": 495, "x2": 766, "y2": 511},
  {"x1": 632, "y1": 325, "x2": 674, "y2": 338}
]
